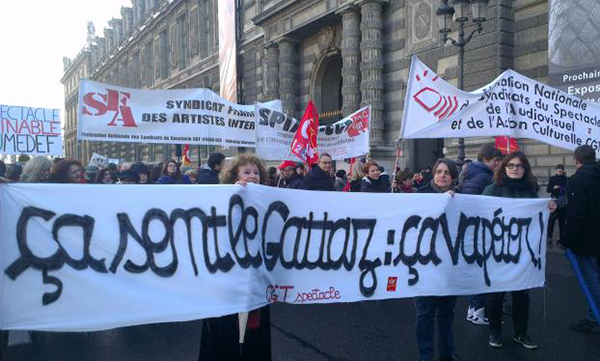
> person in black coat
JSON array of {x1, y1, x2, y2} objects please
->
[
  {"x1": 197, "y1": 152, "x2": 225, "y2": 184},
  {"x1": 546, "y1": 164, "x2": 568, "y2": 245},
  {"x1": 457, "y1": 144, "x2": 502, "y2": 326},
  {"x1": 414, "y1": 158, "x2": 461, "y2": 361},
  {"x1": 299, "y1": 153, "x2": 334, "y2": 191},
  {"x1": 360, "y1": 161, "x2": 390, "y2": 193},
  {"x1": 563, "y1": 145, "x2": 600, "y2": 334},
  {"x1": 277, "y1": 160, "x2": 303, "y2": 189}
]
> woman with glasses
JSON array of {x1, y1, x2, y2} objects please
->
[{"x1": 482, "y1": 151, "x2": 556, "y2": 351}]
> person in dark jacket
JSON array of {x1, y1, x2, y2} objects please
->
[
  {"x1": 563, "y1": 145, "x2": 600, "y2": 334},
  {"x1": 482, "y1": 151, "x2": 555, "y2": 350},
  {"x1": 197, "y1": 152, "x2": 225, "y2": 184},
  {"x1": 546, "y1": 164, "x2": 568, "y2": 245},
  {"x1": 460, "y1": 145, "x2": 502, "y2": 326},
  {"x1": 299, "y1": 153, "x2": 334, "y2": 191},
  {"x1": 360, "y1": 161, "x2": 390, "y2": 193},
  {"x1": 156, "y1": 160, "x2": 191, "y2": 184},
  {"x1": 394, "y1": 170, "x2": 417, "y2": 193},
  {"x1": 131, "y1": 162, "x2": 150, "y2": 184},
  {"x1": 415, "y1": 158, "x2": 460, "y2": 361},
  {"x1": 333, "y1": 169, "x2": 347, "y2": 191},
  {"x1": 349, "y1": 159, "x2": 365, "y2": 192},
  {"x1": 277, "y1": 160, "x2": 303, "y2": 189}
]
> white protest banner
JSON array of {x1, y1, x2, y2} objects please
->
[
  {"x1": 401, "y1": 56, "x2": 600, "y2": 157},
  {"x1": 0, "y1": 183, "x2": 547, "y2": 331},
  {"x1": 256, "y1": 105, "x2": 371, "y2": 160},
  {"x1": 89, "y1": 153, "x2": 109, "y2": 168},
  {"x1": 0, "y1": 104, "x2": 62, "y2": 155},
  {"x1": 77, "y1": 80, "x2": 281, "y2": 147}
]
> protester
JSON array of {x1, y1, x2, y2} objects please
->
[
  {"x1": 295, "y1": 163, "x2": 306, "y2": 178},
  {"x1": 299, "y1": 153, "x2": 334, "y2": 191},
  {"x1": 394, "y1": 170, "x2": 416, "y2": 193},
  {"x1": 277, "y1": 160, "x2": 302, "y2": 189},
  {"x1": 546, "y1": 164, "x2": 567, "y2": 245},
  {"x1": 200, "y1": 153, "x2": 271, "y2": 361},
  {"x1": 131, "y1": 162, "x2": 151, "y2": 184},
  {"x1": 48, "y1": 159, "x2": 84, "y2": 183},
  {"x1": 156, "y1": 160, "x2": 191, "y2": 184},
  {"x1": 482, "y1": 151, "x2": 555, "y2": 350},
  {"x1": 415, "y1": 158, "x2": 460, "y2": 361},
  {"x1": 266, "y1": 166, "x2": 278, "y2": 186},
  {"x1": 6, "y1": 163, "x2": 23, "y2": 182},
  {"x1": 185, "y1": 169, "x2": 198, "y2": 184},
  {"x1": 198, "y1": 152, "x2": 225, "y2": 184},
  {"x1": 95, "y1": 168, "x2": 115, "y2": 184},
  {"x1": 117, "y1": 170, "x2": 139, "y2": 184},
  {"x1": 459, "y1": 144, "x2": 502, "y2": 326},
  {"x1": 85, "y1": 165, "x2": 100, "y2": 183},
  {"x1": 149, "y1": 163, "x2": 162, "y2": 183},
  {"x1": 20, "y1": 156, "x2": 53, "y2": 183},
  {"x1": 413, "y1": 172, "x2": 425, "y2": 189},
  {"x1": 0, "y1": 160, "x2": 6, "y2": 178},
  {"x1": 349, "y1": 160, "x2": 365, "y2": 192},
  {"x1": 562, "y1": 145, "x2": 600, "y2": 334},
  {"x1": 333, "y1": 169, "x2": 347, "y2": 191},
  {"x1": 361, "y1": 161, "x2": 390, "y2": 193},
  {"x1": 379, "y1": 166, "x2": 390, "y2": 188}
]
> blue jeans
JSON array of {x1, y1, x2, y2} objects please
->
[
  {"x1": 415, "y1": 296, "x2": 457, "y2": 361},
  {"x1": 575, "y1": 255, "x2": 600, "y2": 324},
  {"x1": 468, "y1": 294, "x2": 486, "y2": 311}
]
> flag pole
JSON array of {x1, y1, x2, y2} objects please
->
[{"x1": 391, "y1": 139, "x2": 402, "y2": 193}]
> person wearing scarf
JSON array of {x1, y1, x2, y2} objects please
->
[
  {"x1": 360, "y1": 160, "x2": 390, "y2": 193},
  {"x1": 482, "y1": 151, "x2": 556, "y2": 350},
  {"x1": 415, "y1": 158, "x2": 460, "y2": 361}
]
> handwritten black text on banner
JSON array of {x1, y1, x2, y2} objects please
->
[
  {"x1": 0, "y1": 104, "x2": 62, "y2": 155},
  {"x1": 0, "y1": 184, "x2": 547, "y2": 331},
  {"x1": 401, "y1": 56, "x2": 600, "y2": 157},
  {"x1": 77, "y1": 80, "x2": 281, "y2": 147}
]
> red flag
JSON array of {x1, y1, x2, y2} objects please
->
[
  {"x1": 183, "y1": 144, "x2": 191, "y2": 166},
  {"x1": 291, "y1": 100, "x2": 319, "y2": 166},
  {"x1": 495, "y1": 136, "x2": 518, "y2": 155}
]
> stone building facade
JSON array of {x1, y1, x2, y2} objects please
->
[{"x1": 62, "y1": 0, "x2": 568, "y2": 184}]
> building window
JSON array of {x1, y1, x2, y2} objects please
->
[
  {"x1": 199, "y1": 0, "x2": 215, "y2": 59},
  {"x1": 177, "y1": 14, "x2": 187, "y2": 69},
  {"x1": 144, "y1": 42, "x2": 154, "y2": 87},
  {"x1": 132, "y1": 51, "x2": 140, "y2": 88},
  {"x1": 159, "y1": 29, "x2": 170, "y2": 79}
]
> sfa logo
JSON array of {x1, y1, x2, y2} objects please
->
[{"x1": 82, "y1": 89, "x2": 137, "y2": 127}]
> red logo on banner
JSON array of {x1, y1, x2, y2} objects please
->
[
  {"x1": 291, "y1": 100, "x2": 319, "y2": 165},
  {"x1": 387, "y1": 277, "x2": 398, "y2": 292},
  {"x1": 82, "y1": 89, "x2": 137, "y2": 127},
  {"x1": 347, "y1": 107, "x2": 370, "y2": 137},
  {"x1": 412, "y1": 70, "x2": 458, "y2": 120}
]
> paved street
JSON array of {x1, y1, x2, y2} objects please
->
[{"x1": 7, "y1": 249, "x2": 599, "y2": 361}]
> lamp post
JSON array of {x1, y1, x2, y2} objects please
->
[{"x1": 436, "y1": 0, "x2": 490, "y2": 163}]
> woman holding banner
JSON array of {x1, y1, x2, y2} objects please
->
[
  {"x1": 415, "y1": 158, "x2": 460, "y2": 361},
  {"x1": 198, "y1": 154, "x2": 271, "y2": 361},
  {"x1": 482, "y1": 152, "x2": 555, "y2": 350}
]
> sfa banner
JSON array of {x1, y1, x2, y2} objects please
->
[
  {"x1": 0, "y1": 184, "x2": 547, "y2": 331},
  {"x1": 77, "y1": 80, "x2": 281, "y2": 147},
  {"x1": 0, "y1": 104, "x2": 62, "y2": 155},
  {"x1": 401, "y1": 57, "x2": 600, "y2": 157},
  {"x1": 256, "y1": 105, "x2": 371, "y2": 160}
]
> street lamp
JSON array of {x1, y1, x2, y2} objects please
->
[{"x1": 436, "y1": 0, "x2": 490, "y2": 163}]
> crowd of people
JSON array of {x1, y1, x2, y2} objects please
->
[{"x1": 0, "y1": 143, "x2": 598, "y2": 361}]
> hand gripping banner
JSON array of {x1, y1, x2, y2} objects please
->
[
  {"x1": 0, "y1": 184, "x2": 547, "y2": 331},
  {"x1": 401, "y1": 56, "x2": 600, "y2": 157}
]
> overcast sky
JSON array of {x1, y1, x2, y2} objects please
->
[{"x1": 0, "y1": 0, "x2": 130, "y2": 112}]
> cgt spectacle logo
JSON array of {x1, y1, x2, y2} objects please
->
[
  {"x1": 387, "y1": 277, "x2": 398, "y2": 292},
  {"x1": 82, "y1": 89, "x2": 137, "y2": 127},
  {"x1": 347, "y1": 107, "x2": 370, "y2": 137},
  {"x1": 412, "y1": 70, "x2": 459, "y2": 120}
]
